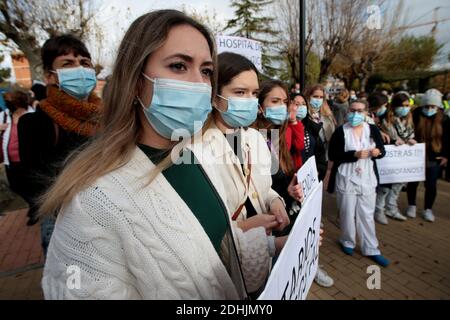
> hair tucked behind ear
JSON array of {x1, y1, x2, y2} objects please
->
[{"x1": 39, "y1": 10, "x2": 218, "y2": 216}]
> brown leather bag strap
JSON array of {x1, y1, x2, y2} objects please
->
[{"x1": 232, "y1": 147, "x2": 252, "y2": 221}]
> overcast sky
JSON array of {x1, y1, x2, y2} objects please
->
[
  {"x1": 2, "y1": 0, "x2": 450, "y2": 79},
  {"x1": 95, "y1": 0, "x2": 450, "y2": 71}
]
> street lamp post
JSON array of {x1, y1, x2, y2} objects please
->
[{"x1": 300, "y1": 0, "x2": 305, "y2": 92}]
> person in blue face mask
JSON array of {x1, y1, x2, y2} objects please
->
[
  {"x1": 39, "y1": 10, "x2": 266, "y2": 300},
  {"x1": 407, "y1": 89, "x2": 449, "y2": 222},
  {"x1": 368, "y1": 92, "x2": 405, "y2": 225},
  {"x1": 328, "y1": 100, "x2": 390, "y2": 267},
  {"x1": 17, "y1": 34, "x2": 102, "y2": 252},
  {"x1": 205, "y1": 52, "x2": 291, "y2": 295}
]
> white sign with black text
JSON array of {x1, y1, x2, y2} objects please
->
[
  {"x1": 259, "y1": 156, "x2": 322, "y2": 300},
  {"x1": 296, "y1": 156, "x2": 319, "y2": 203},
  {"x1": 376, "y1": 143, "x2": 426, "y2": 184},
  {"x1": 216, "y1": 35, "x2": 262, "y2": 72}
]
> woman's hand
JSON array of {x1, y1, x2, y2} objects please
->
[
  {"x1": 287, "y1": 174, "x2": 304, "y2": 203},
  {"x1": 395, "y1": 139, "x2": 405, "y2": 146},
  {"x1": 270, "y1": 198, "x2": 290, "y2": 232},
  {"x1": 370, "y1": 148, "x2": 381, "y2": 158},
  {"x1": 407, "y1": 139, "x2": 417, "y2": 145},
  {"x1": 0, "y1": 123, "x2": 7, "y2": 131},
  {"x1": 437, "y1": 157, "x2": 448, "y2": 167},
  {"x1": 237, "y1": 214, "x2": 279, "y2": 235},
  {"x1": 381, "y1": 132, "x2": 390, "y2": 144},
  {"x1": 319, "y1": 228, "x2": 324, "y2": 246}
]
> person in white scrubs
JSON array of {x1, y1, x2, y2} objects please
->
[{"x1": 327, "y1": 100, "x2": 390, "y2": 267}]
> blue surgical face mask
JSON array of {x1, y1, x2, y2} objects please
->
[
  {"x1": 395, "y1": 106, "x2": 410, "y2": 118},
  {"x1": 296, "y1": 105, "x2": 308, "y2": 120},
  {"x1": 217, "y1": 95, "x2": 258, "y2": 128},
  {"x1": 310, "y1": 98, "x2": 323, "y2": 111},
  {"x1": 264, "y1": 105, "x2": 288, "y2": 125},
  {"x1": 54, "y1": 66, "x2": 97, "y2": 100},
  {"x1": 347, "y1": 112, "x2": 365, "y2": 127},
  {"x1": 138, "y1": 74, "x2": 212, "y2": 139},
  {"x1": 376, "y1": 105, "x2": 387, "y2": 117},
  {"x1": 422, "y1": 107, "x2": 437, "y2": 117}
]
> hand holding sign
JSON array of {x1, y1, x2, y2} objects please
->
[{"x1": 287, "y1": 174, "x2": 304, "y2": 203}]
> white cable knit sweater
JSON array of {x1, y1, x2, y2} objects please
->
[{"x1": 42, "y1": 147, "x2": 239, "y2": 300}]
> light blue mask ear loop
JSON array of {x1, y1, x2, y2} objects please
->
[
  {"x1": 215, "y1": 94, "x2": 228, "y2": 111},
  {"x1": 136, "y1": 73, "x2": 156, "y2": 110}
]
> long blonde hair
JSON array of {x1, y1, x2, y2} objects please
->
[{"x1": 39, "y1": 10, "x2": 218, "y2": 216}]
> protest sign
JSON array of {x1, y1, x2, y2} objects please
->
[
  {"x1": 376, "y1": 143, "x2": 426, "y2": 184},
  {"x1": 296, "y1": 156, "x2": 319, "y2": 203},
  {"x1": 216, "y1": 35, "x2": 262, "y2": 72},
  {"x1": 259, "y1": 182, "x2": 322, "y2": 300}
]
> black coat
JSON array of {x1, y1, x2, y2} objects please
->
[
  {"x1": 302, "y1": 116, "x2": 327, "y2": 180},
  {"x1": 17, "y1": 107, "x2": 89, "y2": 204},
  {"x1": 327, "y1": 123, "x2": 386, "y2": 194}
]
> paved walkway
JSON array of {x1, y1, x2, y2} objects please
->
[
  {"x1": 309, "y1": 179, "x2": 450, "y2": 300},
  {"x1": 0, "y1": 180, "x2": 449, "y2": 300}
]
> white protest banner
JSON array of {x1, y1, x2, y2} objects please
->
[
  {"x1": 376, "y1": 143, "x2": 426, "y2": 184},
  {"x1": 259, "y1": 182, "x2": 322, "y2": 300},
  {"x1": 296, "y1": 156, "x2": 319, "y2": 203},
  {"x1": 216, "y1": 35, "x2": 262, "y2": 72}
]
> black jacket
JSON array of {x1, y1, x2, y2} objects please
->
[
  {"x1": 17, "y1": 107, "x2": 89, "y2": 203},
  {"x1": 302, "y1": 116, "x2": 327, "y2": 180},
  {"x1": 327, "y1": 124, "x2": 386, "y2": 194}
]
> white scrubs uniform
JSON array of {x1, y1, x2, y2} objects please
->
[{"x1": 335, "y1": 123, "x2": 381, "y2": 256}]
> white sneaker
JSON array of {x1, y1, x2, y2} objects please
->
[
  {"x1": 314, "y1": 267, "x2": 334, "y2": 288},
  {"x1": 422, "y1": 209, "x2": 435, "y2": 222},
  {"x1": 406, "y1": 205, "x2": 416, "y2": 218},
  {"x1": 385, "y1": 209, "x2": 407, "y2": 221},
  {"x1": 375, "y1": 211, "x2": 389, "y2": 225}
]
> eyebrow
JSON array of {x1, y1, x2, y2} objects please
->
[
  {"x1": 60, "y1": 58, "x2": 92, "y2": 63},
  {"x1": 164, "y1": 53, "x2": 213, "y2": 66}
]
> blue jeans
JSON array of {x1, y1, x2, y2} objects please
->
[{"x1": 41, "y1": 216, "x2": 56, "y2": 257}]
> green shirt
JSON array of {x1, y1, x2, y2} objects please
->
[{"x1": 138, "y1": 144, "x2": 228, "y2": 254}]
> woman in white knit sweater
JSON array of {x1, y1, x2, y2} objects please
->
[{"x1": 39, "y1": 10, "x2": 269, "y2": 300}]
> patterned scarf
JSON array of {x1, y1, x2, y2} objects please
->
[
  {"x1": 40, "y1": 85, "x2": 102, "y2": 137},
  {"x1": 393, "y1": 117, "x2": 415, "y2": 141}
]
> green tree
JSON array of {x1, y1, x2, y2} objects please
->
[
  {"x1": 377, "y1": 35, "x2": 443, "y2": 73},
  {"x1": 0, "y1": 53, "x2": 10, "y2": 83},
  {"x1": 224, "y1": 0, "x2": 279, "y2": 77}
]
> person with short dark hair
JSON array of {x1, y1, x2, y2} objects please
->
[{"x1": 18, "y1": 34, "x2": 102, "y2": 255}]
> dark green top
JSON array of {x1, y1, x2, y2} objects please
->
[{"x1": 138, "y1": 144, "x2": 228, "y2": 254}]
